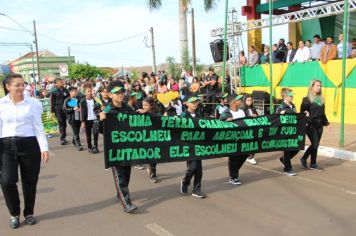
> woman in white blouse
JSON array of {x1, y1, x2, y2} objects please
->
[{"x1": 0, "y1": 73, "x2": 49, "y2": 229}]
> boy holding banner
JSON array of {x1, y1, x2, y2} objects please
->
[
  {"x1": 276, "y1": 88, "x2": 299, "y2": 176},
  {"x1": 98, "y1": 81, "x2": 138, "y2": 213},
  {"x1": 63, "y1": 87, "x2": 83, "y2": 151},
  {"x1": 180, "y1": 96, "x2": 206, "y2": 198},
  {"x1": 220, "y1": 94, "x2": 249, "y2": 185}
]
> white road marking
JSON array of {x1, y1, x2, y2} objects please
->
[
  {"x1": 251, "y1": 164, "x2": 356, "y2": 196},
  {"x1": 145, "y1": 223, "x2": 174, "y2": 236}
]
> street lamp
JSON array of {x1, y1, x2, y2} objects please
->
[
  {"x1": 0, "y1": 42, "x2": 37, "y2": 95},
  {"x1": 0, "y1": 12, "x2": 41, "y2": 95},
  {"x1": 0, "y1": 12, "x2": 32, "y2": 34}
]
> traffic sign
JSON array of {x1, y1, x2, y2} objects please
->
[{"x1": 59, "y1": 64, "x2": 68, "y2": 77}]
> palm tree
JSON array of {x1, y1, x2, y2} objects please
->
[{"x1": 148, "y1": 0, "x2": 216, "y2": 62}]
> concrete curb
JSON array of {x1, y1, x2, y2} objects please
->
[{"x1": 305, "y1": 146, "x2": 356, "y2": 161}]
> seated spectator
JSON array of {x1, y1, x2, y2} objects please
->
[
  {"x1": 248, "y1": 46, "x2": 259, "y2": 67},
  {"x1": 305, "y1": 40, "x2": 312, "y2": 60},
  {"x1": 351, "y1": 49, "x2": 356, "y2": 59},
  {"x1": 259, "y1": 45, "x2": 270, "y2": 64},
  {"x1": 158, "y1": 80, "x2": 168, "y2": 93},
  {"x1": 320, "y1": 36, "x2": 337, "y2": 64},
  {"x1": 190, "y1": 77, "x2": 200, "y2": 94},
  {"x1": 311, "y1": 34, "x2": 325, "y2": 61},
  {"x1": 277, "y1": 38, "x2": 287, "y2": 58},
  {"x1": 352, "y1": 38, "x2": 356, "y2": 50},
  {"x1": 272, "y1": 44, "x2": 283, "y2": 63},
  {"x1": 337, "y1": 33, "x2": 352, "y2": 58},
  {"x1": 239, "y1": 51, "x2": 247, "y2": 66},
  {"x1": 292, "y1": 40, "x2": 311, "y2": 63},
  {"x1": 284, "y1": 42, "x2": 297, "y2": 63},
  {"x1": 168, "y1": 75, "x2": 179, "y2": 92}
]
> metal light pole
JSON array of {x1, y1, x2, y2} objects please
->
[
  {"x1": 33, "y1": 20, "x2": 41, "y2": 82},
  {"x1": 0, "y1": 12, "x2": 39, "y2": 95},
  {"x1": 0, "y1": 42, "x2": 37, "y2": 96},
  {"x1": 340, "y1": 0, "x2": 349, "y2": 147},
  {"x1": 150, "y1": 27, "x2": 157, "y2": 74},
  {"x1": 191, "y1": 8, "x2": 197, "y2": 77},
  {"x1": 269, "y1": 0, "x2": 274, "y2": 114},
  {"x1": 30, "y1": 44, "x2": 37, "y2": 95},
  {"x1": 221, "y1": 0, "x2": 229, "y2": 94}
]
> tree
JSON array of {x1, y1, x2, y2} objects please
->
[
  {"x1": 166, "y1": 56, "x2": 181, "y2": 80},
  {"x1": 195, "y1": 60, "x2": 206, "y2": 78},
  {"x1": 69, "y1": 63, "x2": 108, "y2": 80},
  {"x1": 148, "y1": 0, "x2": 216, "y2": 62},
  {"x1": 181, "y1": 48, "x2": 192, "y2": 72},
  {"x1": 130, "y1": 70, "x2": 140, "y2": 81}
]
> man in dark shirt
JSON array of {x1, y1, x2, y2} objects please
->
[
  {"x1": 283, "y1": 42, "x2": 297, "y2": 63},
  {"x1": 202, "y1": 67, "x2": 219, "y2": 117},
  {"x1": 277, "y1": 38, "x2": 288, "y2": 58},
  {"x1": 272, "y1": 44, "x2": 283, "y2": 63},
  {"x1": 50, "y1": 78, "x2": 69, "y2": 145}
]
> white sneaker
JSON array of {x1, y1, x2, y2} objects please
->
[
  {"x1": 246, "y1": 157, "x2": 257, "y2": 165},
  {"x1": 134, "y1": 165, "x2": 145, "y2": 170},
  {"x1": 229, "y1": 178, "x2": 242, "y2": 185}
]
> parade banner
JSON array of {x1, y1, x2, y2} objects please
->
[
  {"x1": 103, "y1": 113, "x2": 307, "y2": 168},
  {"x1": 40, "y1": 98, "x2": 59, "y2": 134}
]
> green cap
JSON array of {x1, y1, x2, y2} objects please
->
[
  {"x1": 130, "y1": 91, "x2": 137, "y2": 97},
  {"x1": 187, "y1": 96, "x2": 201, "y2": 103},
  {"x1": 286, "y1": 92, "x2": 295, "y2": 97},
  {"x1": 235, "y1": 95, "x2": 243, "y2": 101},
  {"x1": 221, "y1": 93, "x2": 229, "y2": 99},
  {"x1": 110, "y1": 86, "x2": 125, "y2": 94},
  {"x1": 227, "y1": 94, "x2": 243, "y2": 104}
]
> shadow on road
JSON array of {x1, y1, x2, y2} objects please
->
[
  {"x1": 37, "y1": 198, "x2": 117, "y2": 221},
  {"x1": 39, "y1": 174, "x2": 58, "y2": 180}
]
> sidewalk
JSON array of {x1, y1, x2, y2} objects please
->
[
  {"x1": 307, "y1": 122, "x2": 356, "y2": 161},
  {"x1": 319, "y1": 123, "x2": 356, "y2": 152}
]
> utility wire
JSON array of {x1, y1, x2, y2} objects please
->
[
  {"x1": 38, "y1": 31, "x2": 148, "y2": 46},
  {"x1": 0, "y1": 25, "x2": 29, "y2": 32}
]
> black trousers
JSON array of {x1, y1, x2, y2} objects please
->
[
  {"x1": 228, "y1": 155, "x2": 248, "y2": 179},
  {"x1": 111, "y1": 165, "x2": 131, "y2": 206},
  {"x1": 70, "y1": 121, "x2": 81, "y2": 146},
  {"x1": 149, "y1": 163, "x2": 157, "y2": 177},
  {"x1": 0, "y1": 137, "x2": 41, "y2": 217},
  {"x1": 54, "y1": 109, "x2": 67, "y2": 141},
  {"x1": 302, "y1": 125, "x2": 323, "y2": 165},
  {"x1": 84, "y1": 120, "x2": 99, "y2": 149},
  {"x1": 182, "y1": 160, "x2": 202, "y2": 193},
  {"x1": 203, "y1": 92, "x2": 217, "y2": 117},
  {"x1": 282, "y1": 151, "x2": 299, "y2": 172}
]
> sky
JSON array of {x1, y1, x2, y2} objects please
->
[{"x1": 0, "y1": 0, "x2": 288, "y2": 67}]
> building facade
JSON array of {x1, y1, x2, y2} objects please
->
[{"x1": 9, "y1": 50, "x2": 75, "y2": 82}]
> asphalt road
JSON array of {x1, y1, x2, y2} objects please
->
[{"x1": 1, "y1": 133, "x2": 356, "y2": 236}]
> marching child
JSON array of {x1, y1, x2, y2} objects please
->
[
  {"x1": 180, "y1": 96, "x2": 206, "y2": 198},
  {"x1": 243, "y1": 95, "x2": 259, "y2": 165},
  {"x1": 214, "y1": 93, "x2": 228, "y2": 119},
  {"x1": 80, "y1": 83, "x2": 101, "y2": 154},
  {"x1": 98, "y1": 81, "x2": 137, "y2": 213},
  {"x1": 276, "y1": 88, "x2": 299, "y2": 176},
  {"x1": 137, "y1": 97, "x2": 162, "y2": 183},
  {"x1": 98, "y1": 87, "x2": 111, "y2": 110},
  {"x1": 220, "y1": 94, "x2": 249, "y2": 185},
  {"x1": 125, "y1": 92, "x2": 146, "y2": 171},
  {"x1": 63, "y1": 86, "x2": 83, "y2": 151}
]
